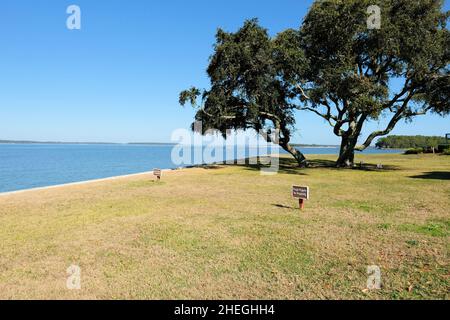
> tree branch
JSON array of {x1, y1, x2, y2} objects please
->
[
  {"x1": 259, "y1": 111, "x2": 281, "y2": 123},
  {"x1": 300, "y1": 107, "x2": 335, "y2": 127},
  {"x1": 355, "y1": 94, "x2": 415, "y2": 151},
  {"x1": 296, "y1": 84, "x2": 310, "y2": 101},
  {"x1": 201, "y1": 108, "x2": 237, "y2": 120}
]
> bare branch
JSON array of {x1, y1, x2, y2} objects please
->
[
  {"x1": 300, "y1": 107, "x2": 335, "y2": 127},
  {"x1": 296, "y1": 84, "x2": 310, "y2": 100}
]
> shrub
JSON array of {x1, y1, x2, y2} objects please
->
[
  {"x1": 442, "y1": 149, "x2": 450, "y2": 155},
  {"x1": 404, "y1": 148, "x2": 424, "y2": 155}
]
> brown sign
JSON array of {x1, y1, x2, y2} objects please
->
[{"x1": 292, "y1": 186, "x2": 309, "y2": 200}]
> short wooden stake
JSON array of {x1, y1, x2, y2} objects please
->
[{"x1": 299, "y1": 199, "x2": 305, "y2": 210}]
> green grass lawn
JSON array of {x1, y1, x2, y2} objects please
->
[{"x1": 0, "y1": 154, "x2": 448, "y2": 299}]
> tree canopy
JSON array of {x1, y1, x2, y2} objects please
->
[
  {"x1": 180, "y1": 0, "x2": 449, "y2": 167},
  {"x1": 179, "y1": 20, "x2": 308, "y2": 166},
  {"x1": 297, "y1": 0, "x2": 449, "y2": 166}
]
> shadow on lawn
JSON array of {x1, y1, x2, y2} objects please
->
[
  {"x1": 186, "y1": 164, "x2": 225, "y2": 170},
  {"x1": 239, "y1": 157, "x2": 308, "y2": 175},
  {"x1": 237, "y1": 157, "x2": 401, "y2": 174},
  {"x1": 353, "y1": 163, "x2": 401, "y2": 172},
  {"x1": 272, "y1": 203, "x2": 295, "y2": 209},
  {"x1": 409, "y1": 171, "x2": 450, "y2": 180}
]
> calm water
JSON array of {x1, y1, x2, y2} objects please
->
[{"x1": 0, "y1": 144, "x2": 401, "y2": 193}]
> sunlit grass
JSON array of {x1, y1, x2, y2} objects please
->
[{"x1": 0, "y1": 154, "x2": 448, "y2": 299}]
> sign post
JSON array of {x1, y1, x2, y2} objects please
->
[
  {"x1": 153, "y1": 168, "x2": 161, "y2": 181},
  {"x1": 292, "y1": 186, "x2": 309, "y2": 210}
]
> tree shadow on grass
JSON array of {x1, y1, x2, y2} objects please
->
[
  {"x1": 409, "y1": 171, "x2": 450, "y2": 180},
  {"x1": 200, "y1": 165, "x2": 225, "y2": 170},
  {"x1": 194, "y1": 156, "x2": 401, "y2": 175},
  {"x1": 307, "y1": 159, "x2": 337, "y2": 168},
  {"x1": 236, "y1": 156, "x2": 401, "y2": 175},
  {"x1": 238, "y1": 157, "x2": 308, "y2": 175},
  {"x1": 308, "y1": 158, "x2": 401, "y2": 172},
  {"x1": 353, "y1": 163, "x2": 401, "y2": 172},
  {"x1": 185, "y1": 164, "x2": 225, "y2": 170}
]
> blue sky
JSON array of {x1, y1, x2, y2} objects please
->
[{"x1": 0, "y1": 0, "x2": 449, "y2": 144}]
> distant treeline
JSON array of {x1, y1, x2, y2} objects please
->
[{"x1": 376, "y1": 135, "x2": 448, "y2": 149}]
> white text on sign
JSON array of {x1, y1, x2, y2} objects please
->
[{"x1": 292, "y1": 186, "x2": 309, "y2": 200}]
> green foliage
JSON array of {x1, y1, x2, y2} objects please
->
[
  {"x1": 179, "y1": 19, "x2": 307, "y2": 165},
  {"x1": 376, "y1": 135, "x2": 447, "y2": 149},
  {"x1": 299, "y1": 0, "x2": 449, "y2": 165},
  {"x1": 180, "y1": 1, "x2": 449, "y2": 167},
  {"x1": 180, "y1": 19, "x2": 295, "y2": 134},
  {"x1": 442, "y1": 149, "x2": 450, "y2": 155},
  {"x1": 404, "y1": 148, "x2": 424, "y2": 155}
]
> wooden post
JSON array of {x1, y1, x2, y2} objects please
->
[{"x1": 299, "y1": 199, "x2": 305, "y2": 210}]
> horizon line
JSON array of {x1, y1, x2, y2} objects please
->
[{"x1": 0, "y1": 139, "x2": 341, "y2": 147}]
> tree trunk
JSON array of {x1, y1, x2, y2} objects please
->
[
  {"x1": 282, "y1": 143, "x2": 307, "y2": 167},
  {"x1": 336, "y1": 135, "x2": 357, "y2": 168}
]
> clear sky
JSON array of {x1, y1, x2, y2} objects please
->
[{"x1": 1, "y1": 0, "x2": 449, "y2": 144}]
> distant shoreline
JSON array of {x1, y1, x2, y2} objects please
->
[
  {"x1": 0, "y1": 140, "x2": 338, "y2": 148},
  {"x1": 0, "y1": 140, "x2": 176, "y2": 146},
  {"x1": 294, "y1": 145, "x2": 338, "y2": 148}
]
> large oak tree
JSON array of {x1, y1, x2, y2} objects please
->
[
  {"x1": 180, "y1": 0, "x2": 449, "y2": 168},
  {"x1": 298, "y1": 0, "x2": 449, "y2": 167}
]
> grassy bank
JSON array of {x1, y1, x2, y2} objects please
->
[{"x1": 0, "y1": 154, "x2": 448, "y2": 299}]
